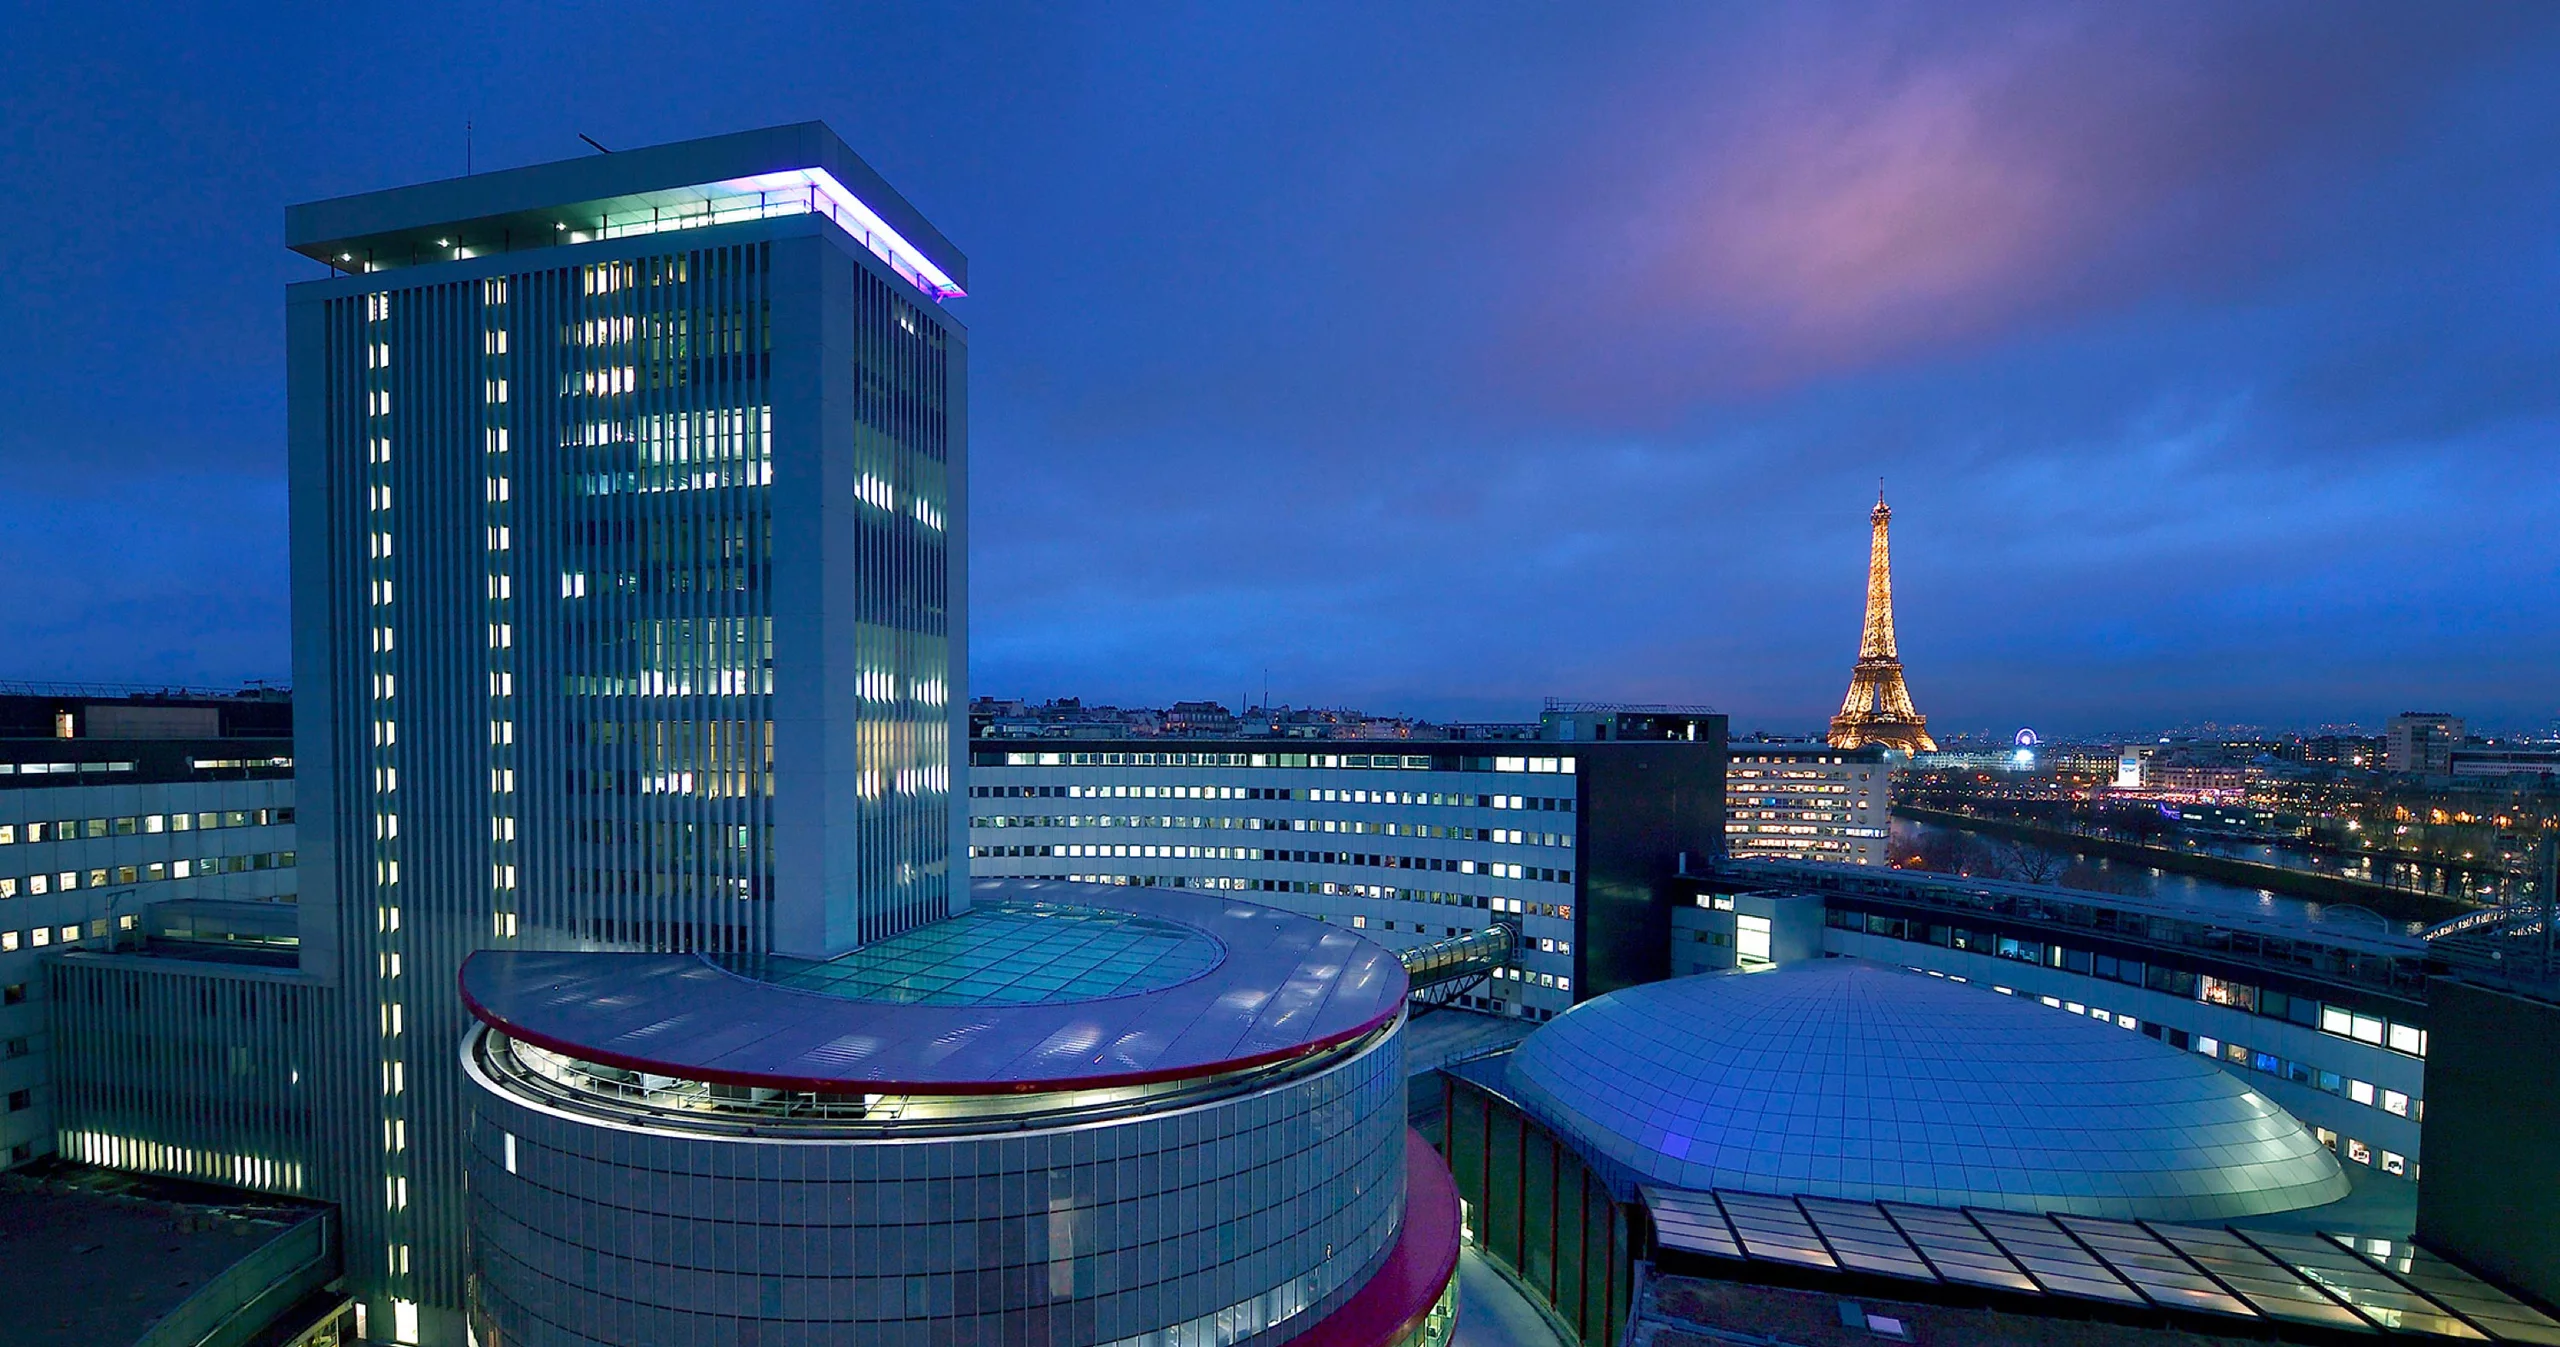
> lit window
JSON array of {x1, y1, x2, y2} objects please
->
[
  {"x1": 2349, "y1": 1079, "x2": 2375, "y2": 1106},
  {"x1": 2382, "y1": 1089, "x2": 2409, "y2": 1117}
]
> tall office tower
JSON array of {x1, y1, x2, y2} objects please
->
[{"x1": 285, "y1": 124, "x2": 967, "y2": 1345}]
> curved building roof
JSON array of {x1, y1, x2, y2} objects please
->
[
  {"x1": 1506, "y1": 960, "x2": 2349, "y2": 1222},
  {"x1": 460, "y1": 879, "x2": 1406, "y2": 1094}
]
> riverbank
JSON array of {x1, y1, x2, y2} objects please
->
[{"x1": 1892, "y1": 804, "x2": 2478, "y2": 925}]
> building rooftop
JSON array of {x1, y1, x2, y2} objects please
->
[
  {"x1": 1508, "y1": 961, "x2": 2349, "y2": 1223},
  {"x1": 1728, "y1": 855, "x2": 2434, "y2": 965},
  {"x1": 1643, "y1": 1192, "x2": 2560, "y2": 1343},
  {"x1": 460, "y1": 878, "x2": 1406, "y2": 1094},
  {"x1": 0, "y1": 1164, "x2": 335, "y2": 1347},
  {"x1": 740, "y1": 900, "x2": 1224, "y2": 1006},
  {"x1": 286, "y1": 121, "x2": 965, "y2": 298}
]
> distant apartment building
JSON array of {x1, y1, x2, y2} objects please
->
[
  {"x1": 1162, "y1": 699, "x2": 1239, "y2": 735},
  {"x1": 2046, "y1": 745, "x2": 2123, "y2": 785},
  {"x1": 2148, "y1": 759, "x2": 2254, "y2": 798},
  {"x1": 1723, "y1": 741, "x2": 1888, "y2": 866},
  {"x1": 967, "y1": 708, "x2": 1726, "y2": 1023},
  {"x1": 2388, "y1": 712, "x2": 2466, "y2": 774},
  {"x1": 2108, "y1": 744, "x2": 2254, "y2": 798},
  {"x1": 2116, "y1": 744, "x2": 2157, "y2": 789},
  {"x1": 0, "y1": 688, "x2": 295, "y2": 1171},
  {"x1": 2298, "y1": 734, "x2": 2384, "y2": 770}
]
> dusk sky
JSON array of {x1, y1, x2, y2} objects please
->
[{"x1": 4, "y1": 4, "x2": 2557, "y2": 735}]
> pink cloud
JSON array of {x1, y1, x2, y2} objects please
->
[
  {"x1": 1677, "y1": 60, "x2": 2068, "y2": 335},
  {"x1": 1479, "y1": 7, "x2": 2479, "y2": 412}
]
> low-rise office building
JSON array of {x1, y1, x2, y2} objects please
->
[
  {"x1": 1723, "y1": 741, "x2": 1887, "y2": 865},
  {"x1": 965, "y1": 714, "x2": 1727, "y2": 1023},
  {"x1": 0, "y1": 688, "x2": 296, "y2": 1172}
]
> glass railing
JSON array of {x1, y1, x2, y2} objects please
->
[{"x1": 475, "y1": 1017, "x2": 1397, "y2": 1139}]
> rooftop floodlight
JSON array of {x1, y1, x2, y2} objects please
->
[{"x1": 436, "y1": 238, "x2": 451, "y2": 247}]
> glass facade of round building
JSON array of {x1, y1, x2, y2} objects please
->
[
  {"x1": 458, "y1": 882, "x2": 1443, "y2": 1347},
  {"x1": 1506, "y1": 960, "x2": 2351, "y2": 1223}
]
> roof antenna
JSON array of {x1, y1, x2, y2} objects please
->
[
  {"x1": 578, "y1": 133, "x2": 612, "y2": 154},
  {"x1": 466, "y1": 120, "x2": 473, "y2": 175}
]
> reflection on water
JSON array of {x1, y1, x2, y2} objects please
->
[
  {"x1": 2172, "y1": 833, "x2": 2517, "y2": 905},
  {"x1": 1889, "y1": 817, "x2": 2423, "y2": 939}
]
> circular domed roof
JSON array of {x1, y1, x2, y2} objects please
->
[
  {"x1": 461, "y1": 880, "x2": 1406, "y2": 1094},
  {"x1": 1507, "y1": 961, "x2": 2348, "y2": 1222}
]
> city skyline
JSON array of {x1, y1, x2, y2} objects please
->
[
  {"x1": 5, "y1": 53, "x2": 2558, "y2": 1343},
  {"x1": 5, "y1": 6, "x2": 2560, "y2": 734}
]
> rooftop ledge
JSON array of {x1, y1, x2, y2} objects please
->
[{"x1": 285, "y1": 122, "x2": 965, "y2": 300}]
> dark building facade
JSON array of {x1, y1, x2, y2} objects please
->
[{"x1": 2416, "y1": 979, "x2": 2560, "y2": 1311}]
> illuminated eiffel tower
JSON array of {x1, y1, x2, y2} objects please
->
[{"x1": 1828, "y1": 490, "x2": 1936, "y2": 752}]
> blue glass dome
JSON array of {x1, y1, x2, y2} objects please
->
[{"x1": 1507, "y1": 961, "x2": 2350, "y2": 1222}]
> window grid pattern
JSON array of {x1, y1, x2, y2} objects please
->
[
  {"x1": 463, "y1": 1019, "x2": 1405, "y2": 1347},
  {"x1": 534, "y1": 248, "x2": 777, "y2": 955},
  {"x1": 303, "y1": 218, "x2": 967, "y2": 1340},
  {"x1": 0, "y1": 777, "x2": 298, "y2": 1165},
  {"x1": 968, "y1": 760, "x2": 1584, "y2": 1018},
  {"x1": 47, "y1": 958, "x2": 327, "y2": 1196},
  {"x1": 843, "y1": 262, "x2": 954, "y2": 948}
]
